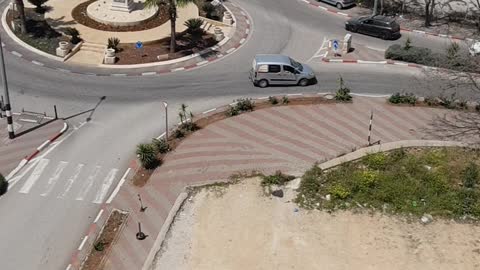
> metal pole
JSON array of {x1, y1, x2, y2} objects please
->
[
  {"x1": 0, "y1": 33, "x2": 14, "y2": 139},
  {"x1": 163, "y1": 101, "x2": 168, "y2": 141},
  {"x1": 54, "y1": 105, "x2": 58, "y2": 119},
  {"x1": 368, "y1": 110, "x2": 373, "y2": 146}
]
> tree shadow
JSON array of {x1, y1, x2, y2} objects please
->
[{"x1": 423, "y1": 112, "x2": 480, "y2": 144}]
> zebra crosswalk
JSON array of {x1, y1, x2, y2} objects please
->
[{"x1": 15, "y1": 158, "x2": 120, "y2": 204}]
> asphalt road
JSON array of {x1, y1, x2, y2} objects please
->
[{"x1": 0, "y1": 0, "x2": 474, "y2": 269}]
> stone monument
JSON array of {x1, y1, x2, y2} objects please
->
[
  {"x1": 87, "y1": 0, "x2": 158, "y2": 27},
  {"x1": 110, "y1": 0, "x2": 133, "y2": 13}
]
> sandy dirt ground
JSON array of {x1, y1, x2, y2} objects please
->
[{"x1": 153, "y1": 178, "x2": 480, "y2": 270}]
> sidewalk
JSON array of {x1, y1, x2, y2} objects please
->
[
  {"x1": 102, "y1": 96, "x2": 452, "y2": 270},
  {"x1": 0, "y1": 114, "x2": 66, "y2": 176}
]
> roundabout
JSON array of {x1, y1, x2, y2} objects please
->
[{"x1": 0, "y1": 0, "x2": 478, "y2": 269}]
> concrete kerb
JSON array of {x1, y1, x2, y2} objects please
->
[
  {"x1": 6, "y1": 122, "x2": 68, "y2": 180},
  {"x1": 319, "y1": 140, "x2": 469, "y2": 170}
]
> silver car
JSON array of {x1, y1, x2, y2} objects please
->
[
  {"x1": 249, "y1": 54, "x2": 316, "y2": 88},
  {"x1": 319, "y1": 0, "x2": 355, "y2": 9}
]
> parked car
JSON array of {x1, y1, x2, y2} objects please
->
[
  {"x1": 469, "y1": 41, "x2": 480, "y2": 56},
  {"x1": 318, "y1": 0, "x2": 355, "y2": 9},
  {"x1": 345, "y1": 15, "x2": 401, "y2": 40},
  {"x1": 249, "y1": 54, "x2": 316, "y2": 88}
]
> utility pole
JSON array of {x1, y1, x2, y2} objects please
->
[
  {"x1": 0, "y1": 33, "x2": 14, "y2": 139},
  {"x1": 163, "y1": 101, "x2": 168, "y2": 141}
]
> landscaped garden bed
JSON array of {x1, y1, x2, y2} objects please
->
[
  {"x1": 295, "y1": 147, "x2": 480, "y2": 220},
  {"x1": 71, "y1": 0, "x2": 169, "y2": 32},
  {"x1": 6, "y1": 8, "x2": 68, "y2": 55},
  {"x1": 81, "y1": 210, "x2": 129, "y2": 270}
]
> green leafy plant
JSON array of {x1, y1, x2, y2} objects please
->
[
  {"x1": 282, "y1": 96, "x2": 289, "y2": 104},
  {"x1": 202, "y1": 2, "x2": 217, "y2": 19},
  {"x1": 226, "y1": 105, "x2": 239, "y2": 117},
  {"x1": 226, "y1": 98, "x2": 255, "y2": 116},
  {"x1": 268, "y1": 96, "x2": 279, "y2": 105},
  {"x1": 385, "y1": 44, "x2": 435, "y2": 66},
  {"x1": 294, "y1": 165, "x2": 323, "y2": 209},
  {"x1": 404, "y1": 37, "x2": 412, "y2": 50},
  {"x1": 184, "y1": 18, "x2": 205, "y2": 46},
  {"x1": 136, "y1": 143, "x2": 158, "y2": 169},
  {"x1": 152, "y1": 138, "x2": 170, "y2": 154},
  {"x1": 94, "y1": 241, "x2": 105, "y2": 252},
  {"x1": 107, "y1": 37, "x2": 120, "y2": 52},
  {"x1": 329, "y1": 184, "x2": 350, "y2": 199},
  {"x1": 174, "y1": 129, "x2": 185, "y2": 139},
  {"x1": 388, "y1": 92, "x2": 417, "y2": 105},
  {"x1": 178, "y1": 104, "x2": 199, "y2": 132},
  {"x1": 335, "y1": 76, "x2": 352, "y2": 102},
  {"x1": 27, "y1": 0, "x2": 48, "y2": 13},
  {"x1": 261, "y1": 171, "x2": 295, "y2": 186},
  {"x1": 462, "y1": 162, "x2": 479, "y2": 189},
  {"x1": 0, "y1": 173, "x2": 7, "y2": 196},
  {"x1": 64, "y1": 27, "x2": 81, "y2": 44}
]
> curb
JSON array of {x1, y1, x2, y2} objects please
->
[
  {"x1": 0, "y1": 2, "x2": 252, "y2": 76},
  {"x1": 321, "y1": 57, "x2": 438, "y2": 69},
  {"x1": 319, "y1": 140, "x2": 469, "y2": 170},
  {"x1": 6, "y1": 122, "x2": 68, "y2": 180},
  {"x1": 297, "y1": 0, "x2": 476, "y2": 42}
]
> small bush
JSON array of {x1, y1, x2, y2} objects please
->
[
  {"x1": 178, "y1": 104, "x2": 199, "y2": 133},
  {"x1": 136, "y1": 143, "x2": 158, "y2": 169},
  {"x1": 294, "y1": 165, "x2": 323, "y2": 209},
  {"x1": 107, "y1": 37, "x2": 120, "y2": 52},
  {"x1": 364, "y1": 153, "x2": 388, "y2": 170},
  {"x1": 385, "y1": 44, "x2": 435, "y2": 66},
  {"x1": 462, "y1": 163, "x2": 479, "y2": 189},
  {"x1": 202, "y1": 3, "x2": 217, "y2": 19},
  {"x1": 174, "y1": 129, "x2": 185, "y2": 139},
  {"x1": 261, "y1": 171, "x2": 295, "y2": 186},
  {"x1": 268, "y1": 96, "x2": 279, "y2": 105},
  {"x1": 64, "y1": 27, "x2": 81, "y2": 44},
  {"x1": 152, "y1": 138, "x2": 170, "y2": 154},
  {"x1": 329, "y1": 184, "x2": 350, "y2": 199},
  {"x1": 388, "y1": 92, "x2": 417, "y2": 105},
  {"x1": 335, "y1": 76, "x2": 352, "y2": 102},
  {"x1": 27, "y1": 0, "x2": 48, "y2": 13},
  {"x1": 226, "y1": 105, "x2": 239, "y2": 117},
  {"x1": 94, "y1": 241, "x2": 105, "y2": 252},
  {"x1": 0, "y1": 173, "x2": 8, "y2": 196},
  {"x1": 282, "y1": 96, "x2": 289, "y2": 104},
  {"x1": 226, "y1": 98, "x2": 255, "y2": 116},
  {"x1": 404, "y1": 37, "x2": 412, "y2": 50},
  {"x1": 184, "y1": 18, "x2": 204, "y2": 35}
]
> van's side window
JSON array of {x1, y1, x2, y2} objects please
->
[
  {"x1": 268, "y1": 65, "x2": 281, "y2": 73},
  {"x1": 283, "y1": 65, "x2": 295, "y2": 73}
]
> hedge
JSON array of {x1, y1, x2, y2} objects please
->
[{"x1": 385, "y1": 44, "x2": 439, "y2": 66}]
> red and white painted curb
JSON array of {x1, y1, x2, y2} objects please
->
[
  {"x1": 298, "y1": 0, "x2": 476, "y2": 42},
  {"x1": 6, "y1": 122, "x2": 68, "y2": 180},
  {"x1": 321, "y1": 57, "x2": 438, "y2": 69}
]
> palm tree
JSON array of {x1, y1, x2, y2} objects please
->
[
  {"x1": 144, "y1": 0, "x2": 196, "y2": 54},
  {"x1": 14, "y1": 0, "x2": 27, "y2": 34},
  {"x1": 136, "y1": 143, "x2": 158, "y2": 169}
]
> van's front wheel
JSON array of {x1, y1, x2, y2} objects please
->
[
  {"x1": 298, "y1": 78, "x2": 309, "y2": 87},
  {"x1": 257, "y1": 79, "x2": 269, "y2": 88}
]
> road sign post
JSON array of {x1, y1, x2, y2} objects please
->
[
  {"x1": 135, "y1": 41, "x2": 144, "y2": 58},
  {"x1": 332, "y1": 39, "x2": 340, "y2": 57}
]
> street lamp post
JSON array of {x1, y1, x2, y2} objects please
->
[
  {"x1": 0, "y1": 33, "x2": 14, "y2": 139},
  {"x1": 163, "y1": 101, "x2": 168, "y2": 141}
]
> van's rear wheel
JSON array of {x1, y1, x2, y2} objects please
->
[
  {"x1": 258, "y1": 79, "x2": 268, "y2": 88},
  {"x1": 298, "y1": 78, "x2": 309, "y2": 87},
  {"x1": 336, "y1": 3, "x2": 342, "y2": 9}
]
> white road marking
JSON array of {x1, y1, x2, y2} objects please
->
[
  {"x1": 75, "y1": 166, "x2": 101, "y2": 201},
  {"x1": 32, "y1": 60, "x2": 44, "y2": 66},
  {"x1": 365, "y1": 46, "x2": 385, "y2": 52},
  {"x1": 337, "y1": 12, "x2": 349, "y2": 16},
  {"x1": 78, "y1": 236, "x2": 88, "y2": 251},
  {"x1": 19, "y1": 159, "x2": 50, "y2": 194},
  {"x1": 239, "y1": 38, "x2": 246, "y2": 44},
  {"x1": 58, "y1": 164, "x2": 84, "y2": 199},
  {"x1": 94, "y1": 209, "x2": 104, "y2": 223},
  {"x1": 171, "y1": 67, "x2": 185, "y2": 72},
  {"x1": 202, "y1": 108, "x2": 217, "y2": 114},
  {"x1": 93, "y1": 169, "x2": 118, "y2": 204},
  {"x1": 196, "y1": 60, "x2": 209, "y2": 66},
  {"x1": 307, "y1": 37, "x2": 328, "y2": 62},
  {"x1": 56, "y1": 68, "x2": 71, "y2": 73},
  {"x1": 106, "y1": 168, "x2": 130, "y2": 204},
  {"x1": 287, "y1": 93, "x2": 303, "y2": 96},
  {"x1": 141, "y1": 72, "x2": 156, "y2": 76},
  {"x1": 226, "y1": 48, "x2": 235, "y2": 54},
  {"x1": 40, "y1": 161, "x2": 68, "y2": 196},
  {"x1": 111, "y1": 73, "x2": 127, "y2": 77},
  {"x1": 11, "y1": 51, "x2": 22, "y2": 57}
]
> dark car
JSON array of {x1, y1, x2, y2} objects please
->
[{"x1": 345, "y1": 15, "x2": 401, "y2": 40}]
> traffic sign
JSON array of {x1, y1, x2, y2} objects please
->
[
  {"x1": 135, "y1": 41, "x2": 143, "y2": 49},
  {"x1": 332, "y1": 39, "x2": 339, "y2": 50}
]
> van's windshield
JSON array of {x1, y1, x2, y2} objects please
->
[{"x1": 289, "y1": 57, "x2": 303, "y2": 71}]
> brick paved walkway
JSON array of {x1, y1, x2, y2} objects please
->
[
  {"x1": 103, "y1": 97, "x2": 450, "y2": 270},
  {"x1": 0, "y1": 115, "x2": 65, "y2": 176}
]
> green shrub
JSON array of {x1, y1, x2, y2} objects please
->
[
  {"x1": 107, "y1": 37, "x2": 120, "y2": 52},
  {"x1": 261, "y1": 171, "x2": 295, "y2": 186},
  {"x1": 385, "y1": 44, "x2": 435, "y2": 66},
  {"x1": 360, "y1": 169, "x2": 379, "y2": 187},
  {"x1": 294, "y1": 165, "x2": 323, "y2": 209},
  {"x1": 174, "y1": 129, "x2": 185, "y2": 139},
  {"x1": 178, "y1": 104, "x2": 199, "y2": 132},
  {"x1": 226, "y1": 105, "x2": 239, "y2": 117},
  {"x1": 388, "y1": 92, "x2": 417, "y2": 105},
  {"x1": 184, "y1": 18, "x2": 204, "y2": 35},
  {"x1": 27, "y1": 0, "x2": 48, "y2": 13},
  {"x1": 268, "y1": 96, "x2": 279, "y2": 105},
  {"x1": 403, "y1": 37, "x2": 412, "y2": 50},
  {"x1": 282, "y1": 96, "x2": 289, "y2": 104},
  {"x1": 202, "y1": 3, "x2": 217, "y2": 19},
  {"x1": 330, "y1": 184, "x2": 350, "y2": 199},
  {"x1": 226, "y1": 98, "x2": 255, "y2": 117},
  {"x1": 0, "y1": 173, "x2": 7, "y2": 196},
  {"x1": 364, "y1": 153, "x2": 387, "y2": 170},
  {"x1": 64, "y1": 27, "x2": 81, "y2": 44},
  {"x1": 136, "y1": 143, "x2": 158, "y2": 169},
  {"x1": 152, "y1": 138, "x2": 170, "y2": 154},
  {"x1": 335, "y1": 76, "x2": 352, "y2": 102},
  {"x1": 462, "y1": 163, "x2": 479, "y2": 189},
  {"x1": 94, "y1": 241, "x2": 105, "y2": 252}
]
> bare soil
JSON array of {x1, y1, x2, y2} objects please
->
[
  {"x1": 71, "y1": 0, "x2": 170, "y2": 32},
  {"x1": 82, "y1": 210, "x2": 129, "y2": 270},
  {"x1": 154, "y1": 178, "x2": 480, "y2": 270}
]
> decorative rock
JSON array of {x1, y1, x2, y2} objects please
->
[
  {"x1": 105, "y1": 48, "x2": 116, "y2": 57},
  {"x1": 56, "y1": 41, "x2": 71, "y2": 57},
  {"x1": 59, "y1": 41, "x2": 70, "y2": 50},
  {"x1": 157, "y1": 54, "x2": 169, "y2": 61},
  {"x1": 324, "y1": 93, "x2": 335, "y2": 100},
  {"x1": 417, "y1": 96, "x2": 425, "y2": 102},
  {"x1": 272, "y1": 189, "x2": 284, "y2": 198},
  {"x1": 420, "y1": 214, "x2": 433, "y2": 224},
  {"x1": 285, "y1": 178, "x2": 301, "y2": 190},
  {"x1": 222, "y1": 12, "x2": 233, "y2": 25},
  {"x1": 325, "y1": 194, "x2": 331, "y2": 201},
  {"x1": 104, "y1": 48, "x2": 116, "y2": 64}
]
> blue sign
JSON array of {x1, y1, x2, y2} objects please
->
[
  {"x1": 135, "y1": 41, "x2": 143, "y2": 49},
  {"x1": 332, "y1": 40, "x2": 339, "y2": 50}
]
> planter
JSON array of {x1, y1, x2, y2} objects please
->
[
  {"x1": 105, "y1": 48, "x2": 116, "y2": 57},
  {"x1": 59, "y1": 41, "x2": 70, "y2": 50}
]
